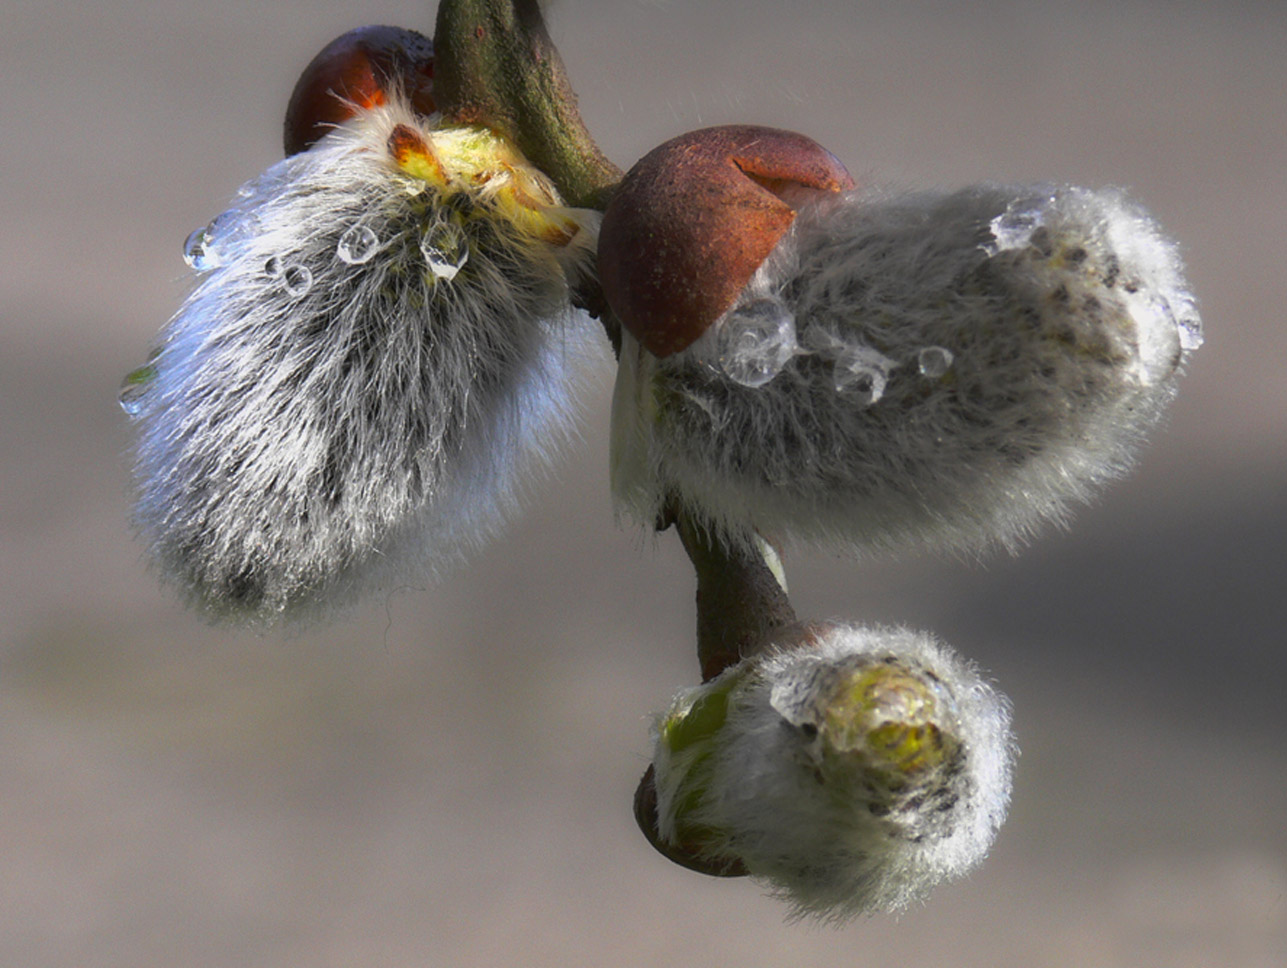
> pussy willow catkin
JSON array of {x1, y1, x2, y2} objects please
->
[
  {"x1": 649, "y1": 623, "x2": 1015, "y2": 920},
  {"x1": 613, "y1": 184, "x2": 1200, "y2": 556},
  {"x1": 126, "y1": 97, "x2": 601, "y2": 623}
]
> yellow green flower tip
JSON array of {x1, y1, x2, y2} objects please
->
[
  {"x1": 122, "y1": 363, "x2": 158, "y2": 388},
  {"x1": 120, "y1": 360, "x2": 160, "y2": 416},
  {"x1": 661, "y1": 671, "x2": 742, "y2": 754},
  {"x1": 388, "y1": 122, "x2": 588, "y2": 250},
  {"x1": 821, "y1": 663, "x2": 958, "y2": 776},
  {"x1": 866, "y1": 720, "x2": 956, "y2": 778},
  {"x1": 387, "y1": 123, "x2": 450, "y2": 188}
]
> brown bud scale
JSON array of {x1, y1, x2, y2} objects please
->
[
  {"x1": 284, "y1": 25, "x2": 437, "y2": 157},
  {"x1": 599, "y1": 126, "x2": 854, "y2": 357}
]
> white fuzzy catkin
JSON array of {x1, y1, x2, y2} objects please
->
[
  {"x1": 126, "y1": 98, "x2": 602, "y2": 623},
  {"x1": 612, "y1": 184, "x2": 1201, "y2": 556},
  {"x1": 650, "y1": 624, "x2": 1015, "y2": 921}
]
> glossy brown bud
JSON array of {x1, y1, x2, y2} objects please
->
[
  {"x1": 598, "y1": 125, "x2": 854, "y2": 357},
  {"x1": 633, "y1": 765, "x2": 748, "y2": 878},
  {"x1": 284, "y1": 25, "x2": 436, "y2": 157}
]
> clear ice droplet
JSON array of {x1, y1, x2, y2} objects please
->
[
  {"x1": 282, "y1": 264, "x2": 313, "y2": 297},
  {"x1": 183, "y1": 226, "x2": 221, "y2": 271},
  {"x1": 716, "y1": 298, "x2": 798, "y2": 388},
  {"x1": 917, "y1": 346, "x2": 954, "y2": 378},
  {"x1": 118, "y1": 363, "x2": 157, "y2": 417},
  {"x1": 263, "y1": 254, "x2": 283, "y2": 277},
  {"x1": 422, "y1": 222, "x2": 470, "y2": 281},
  {"x1": 337, "y1": 225, "x2": 381, "y2": 265},
  {"x1": 833, "y1": 347, "x2": 893, "y2": 404}
]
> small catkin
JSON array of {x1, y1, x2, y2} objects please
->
[
  {"x1": 649, "y1": 623, "x2": 1015, "y2": 921},
  {"x1": 613, "y1": 184, "x2": 1200, "y2": 557},
  {"x1": 126, "y1": 97, "x2": 602, "y2": 624}
]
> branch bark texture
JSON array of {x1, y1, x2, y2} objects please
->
[{"x1": 432, "y1": 0, "x2": 621, "y2": 210}]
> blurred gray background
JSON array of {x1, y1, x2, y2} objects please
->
[{"x1": 2, "y1": 1, "x2": 1284, "y2": 965}]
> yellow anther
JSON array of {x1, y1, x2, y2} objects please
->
[{"x1": 387, "y1": 124, "x2": 449, "y2": 188}]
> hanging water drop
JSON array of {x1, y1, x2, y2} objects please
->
[
  {"x1": 986, "y1": 194, "x2": 1054, "y2": 255},
  {"x1": 118, "y1": 363, "x2": 157, "y2": 417},
  {"x1": 1123, "y1": 290, "x2": 1188, "y2": 386},
  {"x1": 118, "y1": 387, "x2": 145, "y2": 417},
  {"x1": 917, "y1": 346, "x2": 954, "y2": 379},
  {"x1": 183, "y1": 226, "x2": 220, "y2": 271},
  {"x1": 425, "y1": 246, "x2": 467, "y2": 281},
  {"x1": 833, "y1": 346, "x2": 893, "y2": 404},
  {"x1": 1177, "y1": 311, "x2": 1204, "y2": 351},
  {"x1": 834, "y1": 364, "x2": 884, "y2": 403},
  {"x1": 800, "y1": 322, "x2": 847, "y2": 357},
  {"x1": 716, "y1": 298, "x2": 798, "y2": 388},
  {"x1": 282, "y1": 264, "x2": 313, "y2": 297},
  {"x1": 422, "y1": 222, "x2": 470, "y2": 281},
  {"x1": 337, "y1": 224, "x2": 380, "y2": 265}
]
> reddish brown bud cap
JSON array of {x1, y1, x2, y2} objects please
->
[
  {"x1": 634, "y1": 765, "x2": 749, "y2": 878},
  {"x1": 284, "y1": 25, "x2": 436, "y2": 157},
  {"x1": 598, "y1": 125, "x2": 854, "y2": 358}
]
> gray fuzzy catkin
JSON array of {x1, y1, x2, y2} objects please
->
[
  {"x1": 650, "y1": 624, "x2": 1014, "y2": 920},
  {"x1": 612, "y1": 184, "x2": 1201, "y2": 557},
  {"x1": 127, "y1": 99, "x2": 602, "y2": 623}
]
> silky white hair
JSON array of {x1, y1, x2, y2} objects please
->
[
  {"x1": 127, "y1": 98, "x2": 603, "y2": 623},
  {"x1": 650, "y1": 623, "x2": 1015, "y2": 921},
  {"x1": 613, "y1": 184, "x2": 1200, "y2": 557}
]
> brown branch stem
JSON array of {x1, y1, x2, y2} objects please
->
[
  {"x1": 671, "y1": 506, "x2": 798, "y2": 682},
  {"x1": 431, "y1": 0, "x2": 622, "y2": 211},
  {"x1": 636, "y1": 506, "x2": 798, "y2": 876},
  {"x1": 430, "y1": 0, "x2": 799, "y2": 872},
  {"x1": 430, "y1": 0, "x2": 623, "y2": 343}
]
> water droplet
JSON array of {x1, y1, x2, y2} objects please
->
[
  {"x1": 834, "y1": 365, "x2": 885, "y2": 403},
  {"x1": 118, "y1": 363, "x2": 157, "y2": 417},
  {"x1": 183, "y1": 226, "x2": 221, "y2": 271},
  {"x1": 282, "y1": 264, "x2": 313, "y2": 297},
  {"x1": 422, "y1": 222, "x2": 470, "y2": 281},
  {"x1": 337, "y1": 224, "x2": 380, "y2": 265},
  {"x1": 425, "y1": 247, "x2": 467, "y2": 281},
  {"x1": 1120, "y1": 289, "x2": 1189, "y2": 385},
  {"x1": 917, "y1": 346, "x2": 954, "y2": 378},
  {"x1": 183, "y1": 207, "x2": 252, "y2": 272},
  {"x1": 716, "y1": 298, "x2": 798, "y2": 388},
  {"x1": 987, "y1": 195, "x2": 1054, "y2": 255},
  {"x1": 118, "y1": 390, "x2": 145, "y2": 417},
  {"x1": 800, "y1": 322, "x2": 846, "y2": 356},
  {"x1": 263, "y1": 254, "x2": 283, "y2": 277},
  {"x1": 1176, "y1": 307, "x2": 1204, "y2": 351},
  {"x1": 833, "y1": 347, "x2": 894, "y2": 404}
]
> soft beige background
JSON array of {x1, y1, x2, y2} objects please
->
[{"x1": 2, "y1": 1, "x2": 1284, "y2": 965}]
